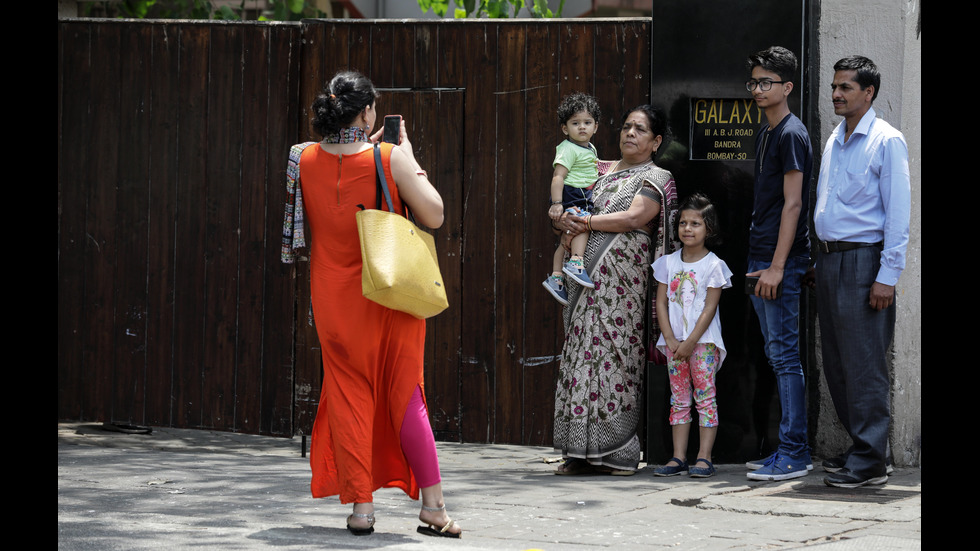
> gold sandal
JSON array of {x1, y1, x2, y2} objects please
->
[{"x1": 416, "y1": 504, "x2": 461, "y2": 538}]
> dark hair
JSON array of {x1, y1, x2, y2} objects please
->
[
  {"x1": 311, "y1": 71, "x2": 379, "y2": 137},
  {"x1": 834, "y1": 56, "x2": 880, "y2": 102},
  {"x1": 676, "y1": 192, "x2": 722, "y2": 249},
  {"x1": 623, "y1": 105, "x2": 670, "y2": 138},
  {"x1": 557, "y1": 92, "x2": 601, "y2": 125},
  {"x1": 746, "y1": 46, "x2": 798, "y2": 83}
]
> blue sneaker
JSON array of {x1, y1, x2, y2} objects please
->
[
  {"x1": 746, "y1": 452, "x2": 810, "y2": 481},
  {"x1": 746, "y1": 452, "x2": 813, "y2": 471},
  {"x1": 562, "y1": 259, "x2": 594, "y2": 288},
  {"x1": 542, "y1": 275, "x2": 569, "y2": 306}
]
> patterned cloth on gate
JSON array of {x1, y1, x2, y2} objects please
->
[{"x1": 281, "y1": 141, "x2": 317, "y2": 264}]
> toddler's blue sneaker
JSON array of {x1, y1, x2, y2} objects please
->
[
  {"x1": 562, "y1": 259, "x2": 595, "y2": 288},
  {"x1": 746, "y1": 452, "x2": 810, "y2": 481},
  {"x1": 542, "y1": 275, "x2": 569, "y2": 306}
]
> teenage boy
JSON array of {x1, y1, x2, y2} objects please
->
[{"x1": 742, "y1": 46, "x2": 814, "y2": 481}]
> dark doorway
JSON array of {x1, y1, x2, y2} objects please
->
[{"x1": 645, "y1": 0, "x2": 812, "y2": 465}]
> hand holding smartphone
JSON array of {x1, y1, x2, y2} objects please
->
[
  {"x1": 382, "y1": 115, "x2": 402, "y2": 144},
  {"x1": 744, "y1": 275, "x2": 782, "y2": 298}
]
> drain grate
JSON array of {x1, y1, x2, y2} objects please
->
[{"x1": 768, "y1": 485, "x2": 917, "y2": 504}]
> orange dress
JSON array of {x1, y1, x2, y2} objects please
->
[{"x1": 299, "y1": 142, "x2": 425, "y2": 503}]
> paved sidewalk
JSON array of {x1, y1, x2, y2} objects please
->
[{"x1": 58, "y1": 422, "x2": 921, "y2": 550}]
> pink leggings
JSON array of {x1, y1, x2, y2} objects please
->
[{"x1": 399, "y1": 385, "x2": 442, "y2": 488}]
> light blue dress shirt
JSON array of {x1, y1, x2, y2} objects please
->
[{"x1": 814, "y1": 107, "x2": 910, "y2": 286}]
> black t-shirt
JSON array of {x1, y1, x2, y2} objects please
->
[{"x1": 749, "y1": 112, "x2": 813, "y2": 260}]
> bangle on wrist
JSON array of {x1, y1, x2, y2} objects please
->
[
  {"x1": 587, "y1": 215, "x2": 593, "y2": 231},
  {"x1": 416, "y1": 169, "x2": 427, "y2": 177},
  {"x1": 551, "y1": 200, "x2": 563, "y2": 205}
]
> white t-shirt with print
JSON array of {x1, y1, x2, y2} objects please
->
[{"x1": 652, "y1": 249, "x2": 733, "y2": 369}]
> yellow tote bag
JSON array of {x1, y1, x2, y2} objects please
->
[{"x1": 355, "y1": 145, "x2": 448, "y2": 319}]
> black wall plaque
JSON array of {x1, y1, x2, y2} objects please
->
[{"x1": 690, "y1": 98, "x2": 765, "y2": 161}]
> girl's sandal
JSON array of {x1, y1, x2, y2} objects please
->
[
  {"x1": 346, "y1": 512, "x2": 375, "y2": 536},
  {"x1": 417, "y1": 504, "x2": 462, "y2": 538}
]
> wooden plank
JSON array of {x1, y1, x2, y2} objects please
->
[
  {"x1": 457, "y1": 23, "x2": 497, "y2": 443},
  {"x1": 144, "y1": 22, "x2": 181, "y2": 426},
  {"x1": 347, "y1": 24, "x2": 372, "y2": 80},
  {"x1": 435, "y1": 23, "x2": 465, "y2": 88},
  {"x1": 492, "y1": 23, "x2": 527, "y2": 444},
  {"x1": 389, "y1": 23, "x2": 416, "y2": 87},
  {"x1": 293, "y1": 21, "x2": 331, "y2": 437},
  {"x1": 413, "y1": 24, "x2": 436, "y2": 88},
  {"x1": 81, "y1": 23, "x2": 122, "y2": 423},
  {"x1": 522, "y1": 22, "x2": 563, "y2": 447},
  {"x1": 558, "y1": 22, "x2": 595, "y2": 101},
  {"x1": 171, "y1": 24, "x2": 211, "y2": 428},
  {"x1": 623, "y1": 20, "x2": 651, "y2": 113},
  {"x1": 262, "y1": 24, "x2": 303, "y2": 437},
  {"x1": 235, "y1": 24, "x2": 271, "y2": 434},
  {"x1": 58, "y1": 21, "x2": 92, "y2": 421},
  {"x1": 299, "y1": 21, "x2": 330, "y2": 142},
  {"x1": 110, "y1": 22, "x2": 153, "y2": 424},
  {"x1": 202, "y1": 23, "x2": 245, "y2": 430},
  {"x1": 593, "y1": 22, "x2": 627, "y2": 157},
  {"x1": 418, "y1": 90, "x2": 464, "y2": 441},
  {"x1": 369, "y1": 23, "x2": 394, "y2": 88}
]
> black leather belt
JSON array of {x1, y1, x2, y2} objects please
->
[{"x1": 818, "y1": 241, "x2": 882, "y2": 253}]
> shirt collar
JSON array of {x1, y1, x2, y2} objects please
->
[{"x1": 836, "y1": 106, "x2": 877, "y2": 144}]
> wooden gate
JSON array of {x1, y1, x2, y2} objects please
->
[{"x1": 57, "y1": 18, "x2": 651, "y2": 446}]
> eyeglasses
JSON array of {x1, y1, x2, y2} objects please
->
[{"x1": 745, "y1": 79, "x2": 787, "y2": 92}]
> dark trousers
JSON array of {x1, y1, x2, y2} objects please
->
[{"x1": 816, "y1": 245, "x2": 894, "y2": 478}]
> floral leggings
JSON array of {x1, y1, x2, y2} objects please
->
[{"x1": 666, "y1": 343, "x2": 719, "y2": 427}]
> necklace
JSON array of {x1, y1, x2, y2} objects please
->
[{"x1": 322, "y1": 127, "x2": 369, "y2": 144}]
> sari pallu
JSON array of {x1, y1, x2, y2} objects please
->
[{"x1": 554, "y1": 162, "x2": 678, "y2": 470}]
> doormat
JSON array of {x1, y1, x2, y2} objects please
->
[{"x1": 767, "y1": 485, "x2": 916, "y2": 504}]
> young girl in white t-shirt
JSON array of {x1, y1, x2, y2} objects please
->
[{"x1": 651, "y1": 193, "x2": 732, "y2": 478}]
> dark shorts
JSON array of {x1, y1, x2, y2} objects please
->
[{"x1": 562, "y1": 184, "x2": 594, "y2": 212}]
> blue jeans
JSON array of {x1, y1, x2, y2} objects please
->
[{"x1": 748, "y1": 255, "x2": 809, "y2": 458}]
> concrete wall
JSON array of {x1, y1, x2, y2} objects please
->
[{"x1": 812, "y1": 0, "x2": 921, "y2": 466}]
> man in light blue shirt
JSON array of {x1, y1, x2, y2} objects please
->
[{"x1": 811, "y1": 56, "x2": 910, "y2": 489}]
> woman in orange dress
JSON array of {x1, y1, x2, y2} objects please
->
[{"x1": 297, "y1": 71, "x2": 461, "y2": 538}]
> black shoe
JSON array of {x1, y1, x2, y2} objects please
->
[
  {"x1": 822, "y1": 455, "x2": 893, "y2": 475},
  {"x1": 824, "y1": 468, "x2": 888, "y2": 488},
  {"x1": 821, "y1": 455, "x2": 847, "y2": 473}
]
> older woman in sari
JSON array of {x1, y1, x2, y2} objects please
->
[{"x1": 552, "y1": 105, "x2": 679, "y2": 475}]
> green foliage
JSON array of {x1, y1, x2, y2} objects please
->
[
  {"x1": 258, "y1": 0, "x2": 326, "y2": 21},
  {"x1": 108, "y1": 0, "x2": 216, "y2": 19},
  {"x1": 417, "y1": 0, "x2": 565, "y2": 18},
  {"x1": 88, "y1": 0, "x2": 326, "y2": 21}
]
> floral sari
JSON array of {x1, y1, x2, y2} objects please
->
[{"x1": 553, "y1": 161, "x2": 678, "y2": 470}]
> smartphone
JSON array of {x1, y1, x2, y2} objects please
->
[
  {"x1": 745, "y1": 276, "x2": 782, "y2": 298},
  {"x1": 382, "y1": 115, "x2": 402, "y2": 144}
]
